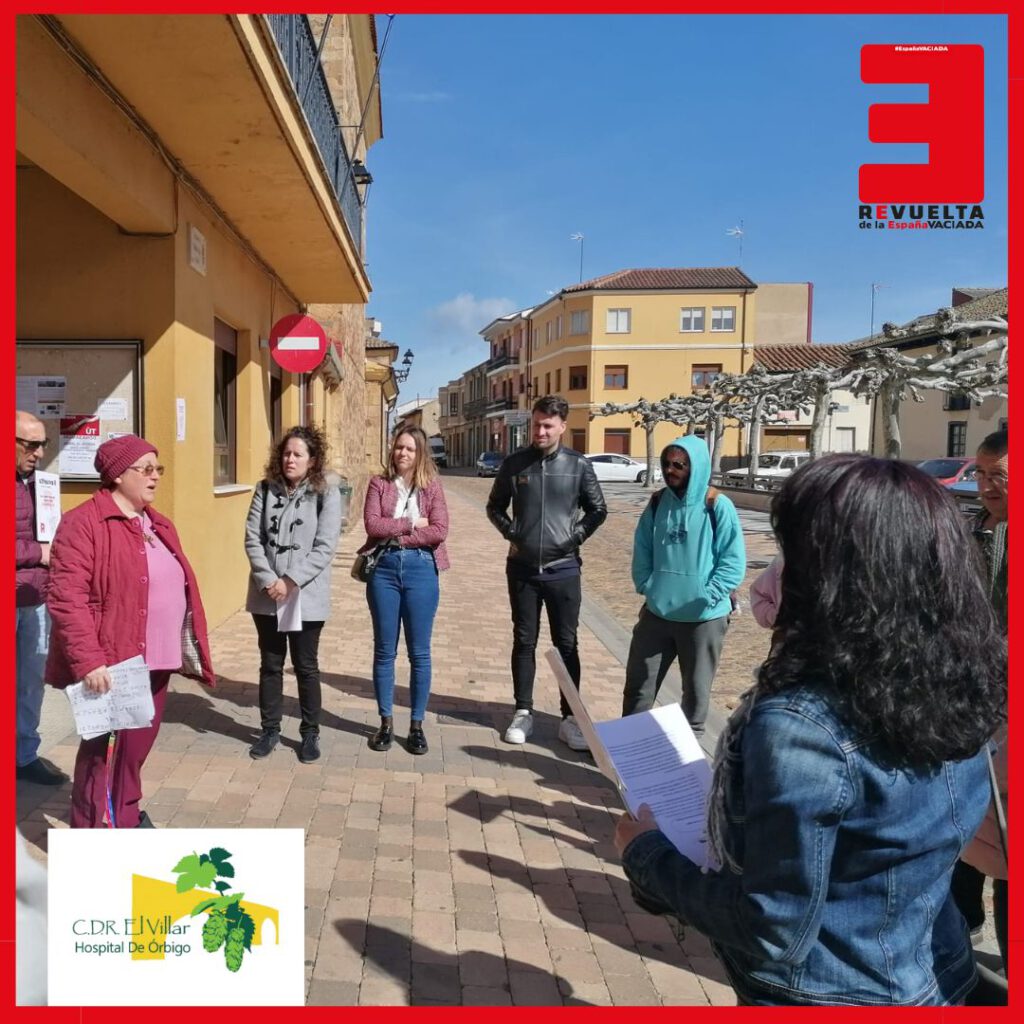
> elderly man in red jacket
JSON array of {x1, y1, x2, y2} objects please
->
[{"x1": 15, "y1": 411, "x2": 68, "y2": 786}]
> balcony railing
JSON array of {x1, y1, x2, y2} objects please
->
[
  {"x1": 486, "y1": 398, "x2": 516, "y2": 416},
  {"x1": 486, "y1": 352, "x2": 512, "y2": 373},
  {"x1": 464, "y1": 397, "x2": 489, "y2": 419},
  {"x1": 266, "y1": 14, "x2": 362, "y2": 244}
]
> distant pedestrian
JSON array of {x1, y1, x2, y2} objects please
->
[
  {"x1": 15, "y1": 411, "x2": 68, "y2": 786},
  {"x1": 621, "y1": 436, "x2": 746, "y2": 736},
  {"x1": 245, "y1": 425, "x2": 342, "y2": 764},
  {"x1": 360, "y1": 426, "x2": 449, "y2": 755},
  {"x1": 46, "y1": 434, "x2": 215, "y2": 827},
  {"x1": 486, "y1": 395, "x2": 607, "y2": 751}
]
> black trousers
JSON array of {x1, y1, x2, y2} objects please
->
[
  {"x1": 252, "y1": 613, "x2": 324, "y2": 736},
  {"x1": 507, "y1": 571, "x2": 581, "y2": 718}
]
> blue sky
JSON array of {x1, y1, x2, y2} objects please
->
[{"x1": 364, "y1": 14, "x2": 1008, "y2": 400}]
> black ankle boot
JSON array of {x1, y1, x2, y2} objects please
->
[
  {"x1": 407, "y1": 720, "x2": 428, "y2": 755},
  {"x1": 369, "y1": 717, "x2": 393, "y2": 751}
]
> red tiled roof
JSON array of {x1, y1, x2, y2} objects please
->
[
  {"x1": 753, "y1": 343, "x2": 858, "y2": 372},
  {"x1": 563, "y1": 267, "x2": 756, "y2": 293}
]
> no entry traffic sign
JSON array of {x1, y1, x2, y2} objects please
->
[{"x1": 269, "y1": 314, "x2": 328, "y2": 373}]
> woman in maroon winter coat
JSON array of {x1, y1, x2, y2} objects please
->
[{"x1": 45, "y1": 435, "x2": 214, "y2": 828}]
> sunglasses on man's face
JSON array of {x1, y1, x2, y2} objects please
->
[
  {"x1": 662, "y1": 459, "x2": 688, "y2": 471},
  {"x1": 16, "y1": 437, "x2": 48, "y2": 452}
]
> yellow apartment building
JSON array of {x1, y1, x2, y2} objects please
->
[
  {"x1": 524, "y1": 269, "x2": 811, "y2": 458},
  {"x1": 16, "y1": 13, "x2": 382, "y2": 625},
  {"x1": 479, "y1": 307, "x2": 533, "y2": 453}
]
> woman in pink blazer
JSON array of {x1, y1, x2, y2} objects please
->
[{"x1": 359, "y1": 425, "x2": 450, "y2": 755}]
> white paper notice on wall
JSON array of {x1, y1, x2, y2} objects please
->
[
  {"x1": 188, "y1": 224, "x2": 207, "y2": 275},
  {"x1": 96, "y1": 397, "x2": 128, "y2": 420},
  {"x1": 176, "y1": 398, "x2": 186, "y2": 441}
]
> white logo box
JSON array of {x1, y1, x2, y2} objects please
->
[{"x1": 46, "y1": 828, "x2": 305, "y2": 1006}]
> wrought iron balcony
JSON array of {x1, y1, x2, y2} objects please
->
[
  {"x1": 464, "y1": 397, "x2": 489, "y2": 420},
  {"x1": 265, "y1": 14, "x2": 362, "y2": 245},
  {"x1": 486, "y1": 397, "x2": 516, "y2": 415},
  {"x1": 486, "y1": 352, "x2": 512, "y2": 373}
]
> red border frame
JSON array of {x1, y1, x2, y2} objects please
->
[{"x1": 5, "y1": 2, "x2": 1017, "y2": 1020}]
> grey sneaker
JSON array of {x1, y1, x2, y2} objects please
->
[
  {"x1": 504, "y1": 709, "x2": 534, "y2": 744},
  {"x1": 558, "y1": 715, "x2": 589, "y2": 752}
]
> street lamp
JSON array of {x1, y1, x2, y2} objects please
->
[{"x1": 394, "y1": 349, "x2": 414, "y2": 383}]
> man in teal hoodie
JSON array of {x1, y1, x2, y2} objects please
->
[{"x1": 622, "y1": 434, "x2": 746, "y2": 736}]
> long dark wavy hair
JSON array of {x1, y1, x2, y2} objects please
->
[
  {"x1": 263, "y1": 425, "x2": 329, "y2": 492},
  {"x1": 760, "y1": 453, "x2": 1005, "y2": 768}
]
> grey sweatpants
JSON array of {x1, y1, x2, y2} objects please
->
[{"x1": 621, "y1": 606, "x2": 730, "y2": 734}]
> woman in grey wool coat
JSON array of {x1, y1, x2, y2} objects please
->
[{"x1": 244, "y1": 425, "x2": 342, "y2": 763}]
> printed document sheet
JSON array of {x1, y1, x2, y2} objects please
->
[
  {"x1": 64, "y1": 655, "x2": 155, "y2": 740},
  {"x1": 546, "y1": 647, "x2": 717, "y2": 869},
  {"x1": 276, "y1": 587, "x2": 303, "y2": 632}
]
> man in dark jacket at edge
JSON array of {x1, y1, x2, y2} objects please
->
[
  {"x1": 486, "y1": 395, "x2": 607, "y2": 752},
  {"x1": 15, "y1": 410, "x2": 68, "y2": 785}
]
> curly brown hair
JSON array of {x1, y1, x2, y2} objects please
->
[{"x1": 263, "y1": 424, "x2": 329, "y2": 492}]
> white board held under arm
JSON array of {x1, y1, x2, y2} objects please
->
[
  {"x1": 33, "y1": 471, "x2": 61, "y2": 541},
  {"x1": 546, "y1": 647, "x2": 718, "y2": 870},
  {"x1": 64, "y1": 655, "x2": 155, "y2": 740}
]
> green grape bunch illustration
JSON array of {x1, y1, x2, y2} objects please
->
[{"x1": 172, "y1": 847, "x2": 256, "y2": 973}]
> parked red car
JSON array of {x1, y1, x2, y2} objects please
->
[{"x1": 916, "y1": 457, "x2": 976, "y2": 486}]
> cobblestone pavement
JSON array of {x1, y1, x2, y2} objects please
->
[{"x1": 17, "y1": 476, "x2": 739, "y2": 1007}]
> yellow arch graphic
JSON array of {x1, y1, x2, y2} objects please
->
[{"x1": 130, "y1": 875, "x2": 280, "y2": 961}]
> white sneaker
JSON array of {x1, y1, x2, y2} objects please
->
[
  {"x1": 558, "y1": 715, "x2": 589, "y2": 752},
  {"x1": 504, "y1": 709, "x2": 534, "y2": 744}
]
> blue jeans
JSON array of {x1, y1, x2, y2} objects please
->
[
  {"x1": 16, "y1": 604, "x2": 50, "y2": 767},
  {"x1": 366, "y1": 547, "x2": 439, "y2": 720}
]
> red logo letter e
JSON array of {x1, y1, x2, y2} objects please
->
[{"x1": 859, "y1": 44, "x2": 984, "y2": 202}]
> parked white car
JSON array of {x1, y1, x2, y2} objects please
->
[
  {"x1": 724, "y1": 451, "x2": 810, "y2": 490},
  {"x1": 584, "y1": 453, "x2": 663, "y2": 485}
]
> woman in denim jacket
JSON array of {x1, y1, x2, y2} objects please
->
[{"x1": 615, "y1": 455, "x2": 1006, "y2": 1006}]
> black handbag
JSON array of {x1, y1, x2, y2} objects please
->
[{"x1": 351, "y1": 543, "x2": 388, "y2": 583}]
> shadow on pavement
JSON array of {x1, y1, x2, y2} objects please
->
[
  {"x1": 457, "y1": 744, "x2": 616, "y2": 807},
  {"x1": 458, "y1": 849, "x2": 692, "y2": 972},
  {"x1": 446, "y1": 789, "x2": 613, "y2": 855},
  {"x1": 333, "y1": 919, "x2": 590, "y2": 1006}
]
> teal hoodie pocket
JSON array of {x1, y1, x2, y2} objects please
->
[{"x1": 645, "y1": 570, "x2": 712, "y2": 621}]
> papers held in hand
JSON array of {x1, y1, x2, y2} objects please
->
[
  {"x1": 276, "y1": 586, "x2": 303, "y2": 633},
  {"x1": 545, "y1": 647, "x2": 718, "y2": 870},
  {"x1": 64, "y1": 655, "x2": 155, "y2": 740}
]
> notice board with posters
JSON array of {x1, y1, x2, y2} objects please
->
[{"x1": 15, "y1": 341, "x2": 143, "y2": 482}]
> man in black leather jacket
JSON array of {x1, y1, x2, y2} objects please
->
[{"x1": 486, "y1": 395, "x2": 607, "y2": 751}]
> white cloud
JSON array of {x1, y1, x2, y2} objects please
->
[{"x1": 427, "y1": 292, "x2": 517, "y2": 341}]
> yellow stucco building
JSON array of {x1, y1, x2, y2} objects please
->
[
  {"x1": 16, "y1": 14, "x2": 383, "y2": 626},
  {"x1": 524, "y1": 269, "x2": 811, "y2": 458}
]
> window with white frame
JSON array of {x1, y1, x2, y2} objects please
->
[
  {"x1": 606, "y1": 308, "x2": 631, "y2": 333},
  {"x1": 554, "y1": 315, "x2": 562, "y2": 340},
  {"x1": 680, "y1": 307, "x2": 705, "y2": 332},
  {"x1": 570, "y1": 310, "x2": 590, "y2": 335},
  {"x1": 711, "y1": 306, "x2": 736, "y2": 332},
  {"x1": 545, "y1": 321, "x2": 553, "y2": 344}
]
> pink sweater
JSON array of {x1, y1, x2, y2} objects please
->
[
  {"x1": 360, "y1": 475, "x2": 451, "y2": 571},
  {"x1": 750, "y1": 555, "x2": 783, "y2": 629}
]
